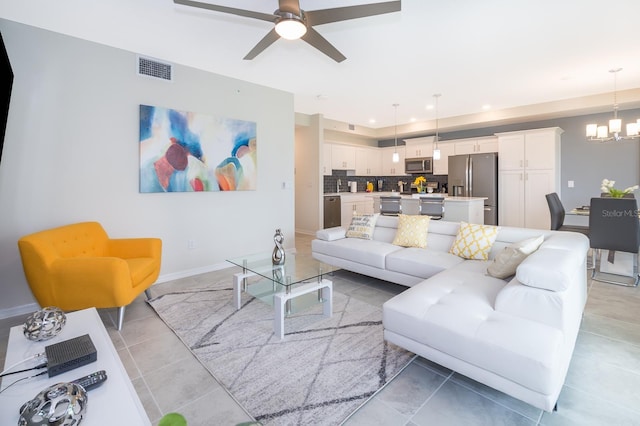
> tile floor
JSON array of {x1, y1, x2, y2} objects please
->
[{"x1": 2, "y1": 234, "x2": 640, "y2": 425}]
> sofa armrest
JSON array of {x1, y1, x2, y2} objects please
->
[
  {"x1": 516, "y1": 248, "x2": 576, "y2": 292},
  {"x1": 315, "y1": 227, "x2": 346, "y2": 241},
  {"x1": 107, "y1": 238, "x2": 162, "y2": 259},
  {"x1": 51, "y1": 257, "x2": 134, "y2": 307}
]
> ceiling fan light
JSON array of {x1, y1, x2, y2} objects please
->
[{"x1": 275, "y1": 18, "x2": 307, "y2": 40}]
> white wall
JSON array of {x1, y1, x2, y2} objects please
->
[
  {"x1": 0, "y1": 20, "x2": 295, "y2": 318},
  {"x1": 295, "y1": 114, "x2": 322, "y2": 235}
]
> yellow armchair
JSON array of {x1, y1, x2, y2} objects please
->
[{"x1": 17, "y1": 222, "x2": 162, "y2": 330}]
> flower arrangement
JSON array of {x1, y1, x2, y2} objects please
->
[
  {"x1": 601, "y1": 178, "x2": 639, "y2": 198},
  {"x1": 413, "y1": 176, "x2": 427, "y2": 192}
]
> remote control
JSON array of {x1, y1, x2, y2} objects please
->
[{"x1": 72, "y1": 370, "x2": 108, "y2": 391}]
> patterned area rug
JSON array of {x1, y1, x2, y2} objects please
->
[{"x1": 147, "y1": 276, "x2": 414, "y2": 425}]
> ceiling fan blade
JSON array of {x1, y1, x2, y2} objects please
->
[
  {"x1": 243, "y1": 28, "x2": 281, "y2": 60},
  {"x1": 301, "y1": 27, "x2": 346, "y2": 63},
  {"x1": 306, "y1": 1, "x2": 401, "y2": 26},
  {"x1": 174, "y1": 0, "x2": 278, "y2": 23},
  {"x1": 278, "y1": 0, "x2": 302, "y2": 15}
]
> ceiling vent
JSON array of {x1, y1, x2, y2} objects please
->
[
  {"x1": 137, "y1": 56, "x2": 173, "y2": 82},
  {"x1": 348, "y1": 124, "x2": 355, "y2": 131}
]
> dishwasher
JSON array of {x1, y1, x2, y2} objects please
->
[{"x1": 323, "y1": 195, "x2": 341, "y2": 228}]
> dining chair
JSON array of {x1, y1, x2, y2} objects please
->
[
  {"x1": 588, "y1": 197, "x2": 640, "y2": 287},
  {"x1": 419, "y1": 196, "x2": 444, "y2": 219},
  {"x1": 545, "y1": 193, "x2": 589, "y2": 235},
  {"x1": 380, "y1": 196, "x2": 402, "y2": 216}
]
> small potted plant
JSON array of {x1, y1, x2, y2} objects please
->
[
  {"x1": 601, "y1": 179, "x2": 639, "y2": 198},
  {"x1": 413, "y1": 176, "x2": 427, "y2": 193}
]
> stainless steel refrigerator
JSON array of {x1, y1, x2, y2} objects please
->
[{"x1": 448, "y1": 153, "x2": 498, "y2": 225}]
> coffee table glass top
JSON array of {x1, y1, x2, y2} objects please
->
[{"x1": 227, "y1": 251, "x2": 340, "y2": 288}]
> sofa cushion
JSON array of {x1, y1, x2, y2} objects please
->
[
  {"x1": 516, "y1": 248, "x2": 576, "y2": 291},
  {"x1": 386, "y1": 247, "x2": 465, "y2": 279},
  {"x1": 383, "y1": 269, "x2": 564, "y2": 394},
  {"x1": 449, "y1": 222, "x2": 500, "y2": 260},
  {"x1": 311, "y1": 237, "x2": 402, "y2": 269},
  {"x1": 392, "y1": 214, "x2": 431, "y2": 248},
  {"x1": 346, "y1": 214, "x2": 379, "y2": 240},
  {"x1": 487, "y1": 235, "x2": 544, "y2": 279}
]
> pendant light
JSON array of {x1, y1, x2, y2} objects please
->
[
  {"x1": 392, "y1": 103, "x2": 400, "y2": 163},
  {"x1": 433, "y1": 94, "x2": 441, "y2": 160}
]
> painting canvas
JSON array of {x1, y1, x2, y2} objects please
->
[{"x1": 139, "y1": 104, "x2": 257, "y2": 192}]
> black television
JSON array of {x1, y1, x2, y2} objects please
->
[{"x1": 0, "y1": 32, "x2": 13, "y2": 164}]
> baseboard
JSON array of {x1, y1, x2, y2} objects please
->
[
  {"x1": 0, "y1": 302, "x2": 39, "y2": 320},
  {"x1": 154, "y1": 261, "x2": 232, "y2": 284}
]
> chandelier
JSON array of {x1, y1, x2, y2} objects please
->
[{"x1": 586, "y1": 68, "x2": 640, "y2": 142}]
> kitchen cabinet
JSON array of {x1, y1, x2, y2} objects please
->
[
  {"x1": 380, "y1": 146, "x2": 407, "y2": 176},
  {"x1": 454, "y1": 137, "x2": 498, "y2": 155},
  {"x1": 433, "y1": 141, "x2": 455, "y2": 175},
  {"x1": 355, "y1": 147, "x2": 381, "y2": 176},
  {"x1": 497, "y1": 127, "x2": 563, "y2": 229},
  {"x1": 322, "y1": 143, "x2": 332, "y2": 176},
  {"x1": 404, "y1": 136, "x2": 435, "y2": 159},
  {"x1": 331, "y1": 144, "x2": 356, "y2": 170},
  {"x1": 340, "y1": 195, "x2": 374, "y2": 228}
]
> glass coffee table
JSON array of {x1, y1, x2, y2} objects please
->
[{"x1": 227, "y1": 252, "x2": 340, "y2": 339}]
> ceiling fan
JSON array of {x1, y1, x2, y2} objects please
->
[{"x1": 173, "y1": 0, "x2": 401, "y2": 62}]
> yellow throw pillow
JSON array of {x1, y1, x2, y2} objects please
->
[
  {"x1": 346, "y1": 214, "x2": 379, "y2": 240},
  {"x1": 392, "y1": 214, "x2": 431, "y2": 248},
  {"x1": 449, "y1": 221, "x2": 500, "y2": 260}
]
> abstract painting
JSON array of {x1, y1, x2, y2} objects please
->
[{"x1": 139, "y1": 104, "x2": 257, "y2": 192}]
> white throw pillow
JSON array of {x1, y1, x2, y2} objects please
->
[
  {"x1": 346, "y1": 214, "x2": 379, "y2": 240},
  {"x1": 487, "y1": 235, "x2": 544, "y2": 279}
]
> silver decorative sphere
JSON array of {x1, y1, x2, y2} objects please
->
[
  {"x1": 19, "y1": 382, "x2": 87, "y2": 426},
  {"x1": 23, "y1": 307, "x2": 67, "y2": 341}
]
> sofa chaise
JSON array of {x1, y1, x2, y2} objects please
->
[{"x1": 312, "y1": 215, "x2": 589, "y2": 412}]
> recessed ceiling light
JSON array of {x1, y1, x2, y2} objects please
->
[
  {"x1": 410, "y1": 117, "x2": 417, "y2": 122},
  {"x1": 426, "y1": 104, "x2": 434, "y2": 110},
  {"x1": 369, "y1": 118, "x2": 376, "y2": 124},
  {"x1": 482, "y1": 104, "x2": 491, "y2": 110}
]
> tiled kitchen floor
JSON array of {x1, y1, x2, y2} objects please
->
[{"x1": 2, "y1": 234, "x2": 640, "y2": 425}]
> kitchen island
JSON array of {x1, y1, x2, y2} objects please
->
[{"x1": 368, "y1": 192, "x2": 487, "y2": 224}]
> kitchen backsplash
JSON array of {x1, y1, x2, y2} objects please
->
[{"x1": 324, "y1": 171, "x2": 448, "y2": 193}]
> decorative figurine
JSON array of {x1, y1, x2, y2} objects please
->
[
  {"x1": 23, "y1": 306, "x2": 67, "y2": 341},
  {"x1": 272, "y1": 228, "x2": 286, "y2": 265}
]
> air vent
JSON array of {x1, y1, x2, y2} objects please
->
[
  {"x1": 348, "y1": 124, "x2": 355, "y2": 131},
  {"x1": 137, "y1": 56, "x2": 173, "y2": 81}
]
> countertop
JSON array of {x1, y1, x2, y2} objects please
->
[{"x1": 324, "y1": 192, "x2": 486, "y2": 202}]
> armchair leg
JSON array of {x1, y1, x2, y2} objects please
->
[{"x1": 117, "y1": 306, "x2": 126, "y2": 331}]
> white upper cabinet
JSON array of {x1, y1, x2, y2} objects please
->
[
  {"x1": 331, "y1": 144, "x2": 356, "y2": 170},
  {"x1": 322, "y1": 143, "x2": 332, "y2": 176},
  {"x1": 433, "y1": 141, "x2": 455, "y2": 175},
  {"x1": 380, "y1": 146, "x2": 407, "y2": 176},
  {"x1": 454, "y1": 137, "x2": 498, "y2": 155},
  {"x1": 355, "y1": 147, "x2": 382, "y2": 176},
  {"x1": 404, "y1": 136, "x2": 435, "y2": 159}
]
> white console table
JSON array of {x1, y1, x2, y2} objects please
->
[{"x1": 0, "y1": 308, "x2": 150, "y2": 425}]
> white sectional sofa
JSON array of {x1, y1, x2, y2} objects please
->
[{"x1": 312, "y1": 215, "x2": 589, "y2": 412}]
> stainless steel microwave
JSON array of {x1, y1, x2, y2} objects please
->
[{"x1": 405, "y1": 157, "x2": 433, "y2": 174}]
